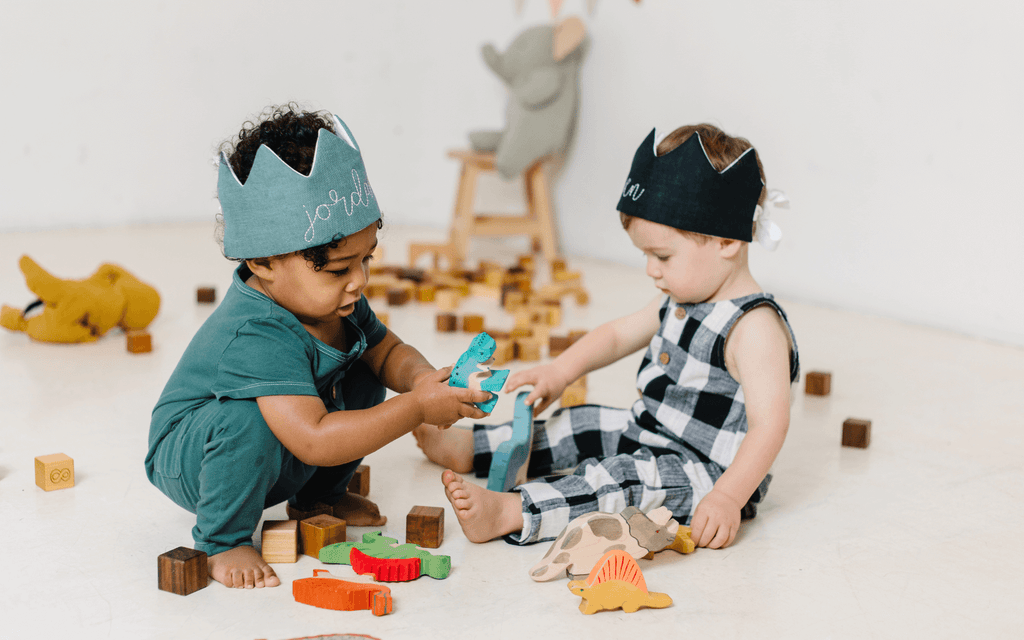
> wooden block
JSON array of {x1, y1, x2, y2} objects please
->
[
  {"x1": 348, "y1": 464, "x2": 370, "y2": 496},
  {"x1": 516, "y1": 337, "x2": 542, "y2": 362},
  {"x1": 300, "y1": 515, "x2": 347, "y2": 559},
  {"x1": 196, "y1": 286, "x2": 216, "y2": 304},
  {"x1": 551, "y1": 258, "x2": 567, "y2": 273},
  {"x1": 406, "y1": 506, "x2": 445, "y2": 549},
  {"x1": 436, "y1": 313, "x2": 458, "y2": 333},
  {"x1": 553, "y1": 270, "x2": 582, "y2": 283},
  {"x1": 510, "y1": 326, "x2": 533, "y2": 339},
  {"x1": 568, "y1": 329, "x2": 588, "y2": 344},
  {"x1": 158, "y1": 546, "x2": 208, "y2": 596},
  {"x1": 376, "y1": 312, "x2": 390, "y2": 328},
  {"x1": 461, "y1": 314, "x2": 485, "y2": 333},
  {"x1": 491, "y1": 338, "x2": 515, "y2": 366},
  {"x1": 386, "y1": 287, "x2": 412, "y2": 306},
  {"x1": 805, "y1": 371, "x2": 832, "y2": 396},
  {"x1": 261, "y1": 520, "x2": 299, "y2": 563},
  {"x1": 126, "y1": 330, "x2": 152, "y2": 354},
  {"x1": 415, "y1": 283, "x2": 437, "y2": 302},
  {"x1": 470, "y1": 283, "x2": 501, "y2": 300},
  {"x1": 435, "y1": 288, "x2": 461, "y2": 311},
  {"x1": 842, "y1": 418, "x2": 871, "y2": 448},
  {"x1": 561, "y1": 377, "x2": 587, "y2": 408},
  {"x1": 549, "y1": 334, "x2": 572, "y2": 357},
  {"x1": 34, "y1": 453, "x2": 74, "y2": 491}
]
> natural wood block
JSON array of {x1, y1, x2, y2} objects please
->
[
  {"x1": 549, "y1": 334, "x2": 572, "y2": 357},
  {"x1": 300, "y1": 515, "x2": 347, "y2": 559},
  {"x1": 516, "y1": 337, "x2": 542, "y2": 362},
  {"x1": 485, "y1": 328, "x2": 511, "y2": 341},
  {"x1": 491, "y1": 338, "x2": 515, "y2": 366},
  {"x1": 126, "y1": 330, "x2": 152, "y2": 354},
  {"x1": 348, "y1": 464, "x2": 370, "y2": 496},
  {"x1": 158, "y1": 547, "x2": 208, "y2": 596},
  {"x1": 376, "y1": 312, "x2": 390, "y2": 328},
  {"x1": 196, "y1": 286, "x2": 216, "y2": 304},
  {"x1": 462, "y1": 314, "x2": 485, "y2": 333},
  {"x1": 805, "y1": 371, "x2": 832, "y2": 396},
  {"x1": 34, "y1": 453, "x2": 74, "y2": 491},
  {"x1": 406, "y1": 505, "x2": 445, "y2": 549},
  {"x1": 842, "y1": 418, "x2": 871, "y2": 448},
  {"x1": 470, "y1": 283, "x2": 501, "y2": 300},
  {"x1": 261, "y1": 520, "x2": 299, "y2": 563},
  {"x1": 435, "y1": 288, "x2": 461, "y2": 311},
  {"x1": 415, "y1": 283, "x2": 437, "y2": 302},
  {"x1": 551, "y1": 258, "x2": 567, "y2": 273},
  {"x1": 510, "y1": 326, "x2": 533, "y2": 339},
  {"x1": 561, "y1": 377, "x2": 588, "y2": 408},
  {"x1": 568, "y1": 329, "x2": 588, "y2": 344},
  {"x1": 436, "y1": 313, "x2": 458, "y2": 333}
]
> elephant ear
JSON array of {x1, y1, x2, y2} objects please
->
[{"x1": 552, "y1": 16, "x2": 586, "y2": 62}]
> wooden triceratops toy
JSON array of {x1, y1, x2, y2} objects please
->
[{"x1": 530, "y1": 506, "x2": 694, "y2": 581}]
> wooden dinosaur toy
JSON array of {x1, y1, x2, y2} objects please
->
[
  {"x1": 487, "y1": 390, "x2": 534, "y2": 492},
  {"x1": 292, "y1": 569, "x2": 394, "y2": 616},
  {"x1": 530, "y1": 506, "x2": 694, "y2": 581},
  {"x1": 350, "y1": 547, "x2": 421, "y2": 582},
  {"x1": 567, "y1": 550, "x2": 672, "y2": 615},
  {"x1": 449, "y1": 332, "x2": 509, "y2": 413},
  {"x1": 319, "y1": 531, "x2": 452, "y2": 579}
]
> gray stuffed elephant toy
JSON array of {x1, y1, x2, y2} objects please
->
[{"x1": 470, "y1": 16, "x2": 589, "y2": 180}]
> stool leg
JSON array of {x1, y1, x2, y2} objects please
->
[
  {"x1": 450, "y1": 162, "x2": 480, "y2": 266},
  {"x1": 525, "y1": 163, "x2": 560, "y2": 262}
]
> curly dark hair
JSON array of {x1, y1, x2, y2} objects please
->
[{"x1": 216, "y1": 103, "x2": 382, "y2": 271}]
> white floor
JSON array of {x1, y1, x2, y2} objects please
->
[{"x1": 1, "y1": 222, "x2": 1021, "y2": 640}]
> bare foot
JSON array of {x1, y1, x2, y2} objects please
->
[
  {"x1": 413, "y1": 424, "x2": 474, "y2": 473},
  {"x1": 441, "y1": 469, "x2": 524, "y2": 543},
  {"x1": 208, "y1": 545, "x2": 280, "y2": 589},
  {"x1": 332, "y1": 492, "x2": 387, "y2": 526}
]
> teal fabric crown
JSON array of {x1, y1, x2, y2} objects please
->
[{"x1": 218, "y1": 114, "x2": 382, "y2": 259}]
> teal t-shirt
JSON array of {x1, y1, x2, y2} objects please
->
[{"x1": 148, "y1": 264, "x2": 387, "y2": 454}]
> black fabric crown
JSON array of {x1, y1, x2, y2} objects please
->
[{"x1": 616, "y1": 129, "x2": 763, "y2": 242}]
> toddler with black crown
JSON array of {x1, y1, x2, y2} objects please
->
[
  {"x1": 146, "y1": 105, "x2": 491, "y2": 589},
  {"x1": 415, "y1": 124, "x2": 800, "y2": 549}
]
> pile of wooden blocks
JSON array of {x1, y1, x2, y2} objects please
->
[{"x1": 365, "y1": 254, "x2": 589, "y2": 366}]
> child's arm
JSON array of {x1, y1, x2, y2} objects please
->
[
  {"x1": 360, "y1": 328, "x2": 438, "y2": 393},
  {"x1": 507, "y1": 294, "x2": 663, "y2": 413},
  {"x1": 255, "y1": 330, "x2": 491, "y2": 467},
  {"x1": 689, "y1": 305, "x2": 793, "y2": 549}
]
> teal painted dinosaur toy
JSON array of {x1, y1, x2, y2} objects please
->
[{"x1": 319, "y1": 531, "x2": 452, "y2": 580}]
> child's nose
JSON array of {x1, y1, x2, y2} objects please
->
[
  {"x1": 347, "y1": 264, "x2": 368, "y2": 292},
  {"x1": 646, "y1": 258, "x2": 661, "y2": 279}
]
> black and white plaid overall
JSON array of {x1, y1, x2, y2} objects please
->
[{"x1": 472, "y1": 293, "x2": 800, "y2": 544}]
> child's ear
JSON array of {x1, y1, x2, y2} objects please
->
[
  {"x1": 245, "y1": 257, "x2": 276, "y2": 281},
  {"x1": 718, "y1": 238, "x2": 744, "y2": 259}
]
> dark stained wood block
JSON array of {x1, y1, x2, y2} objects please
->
[
  {"x1": 348, "y1": 464, "x2": 370, "y2": 496},
  {"x1": 158, "y1": 547, "x2": 208, "y2": 596},
  {"x1": 842, "y1": 418, "x2": 872, "y2": 448},
  {"x1": 406, "y1": 506, "x2": 445, "y2": 549},
  {"x1": 436, "y1": 313, "x2": 458, "y2": 333},
  {"x1": 196, "y1": 287, "x2": 216, "y2": 304},
  {"x1": 805, "y1": 371, "x2": 832, "y2": 396},
  {"x1": 126, "y1": 330, "x2": 152, "y2": 354}
]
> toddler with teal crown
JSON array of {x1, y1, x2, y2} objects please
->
[
  {"x1": 146, "y1": 105, "x2": 491, "y2": 589},
  {"x1": 416, "y1": 123, "x2": 800, "y2": 550}
]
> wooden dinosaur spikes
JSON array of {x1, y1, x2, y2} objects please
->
[
  {"x1": 567, "y1": 550, "x2": 673, "y2": 615},
  {"x1": 588, "y1": 548, "x2": 648, "y2": 592}
]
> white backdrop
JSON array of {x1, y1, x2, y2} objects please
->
[{"x1": 1, "y1": 0, "x2": 1022, "y2": 346}]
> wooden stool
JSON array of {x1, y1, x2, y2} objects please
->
[{"x1": 409, "y1": 150, "x2": 560, "y2": 268}]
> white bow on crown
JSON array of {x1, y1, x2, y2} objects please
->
[{"x1": 753, "y1": 188, "x2": 788, "y2": 251}]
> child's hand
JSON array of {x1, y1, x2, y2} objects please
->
[
  {"x1": 410, "y1": 367, "x2": 491, "y2": 428},
  {"x1": 505, "y1": 364, "x2": 571, "y2": 414},
  {"x1": 690, "y1": 489, "x2": 742, "y2": 549}
]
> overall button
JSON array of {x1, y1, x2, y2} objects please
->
[
  {"x1": 659, "y1": 352, "x2": 670, "y2": 365},
  {"x1": 675, "y1": 307, "x2": 687, "y2": 319}
]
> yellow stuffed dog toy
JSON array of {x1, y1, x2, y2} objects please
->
[{"x1": 1, "y1": 255, "x2": 160, "y2": 343}]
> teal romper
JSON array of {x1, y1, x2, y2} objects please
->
[{"x1": 145, "y1": 264, "x2": 387, "y2": 556}]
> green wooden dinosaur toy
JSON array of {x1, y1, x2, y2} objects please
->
[{"x1": 319, "y1": 531, "x2": 452, "y2": 579}]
